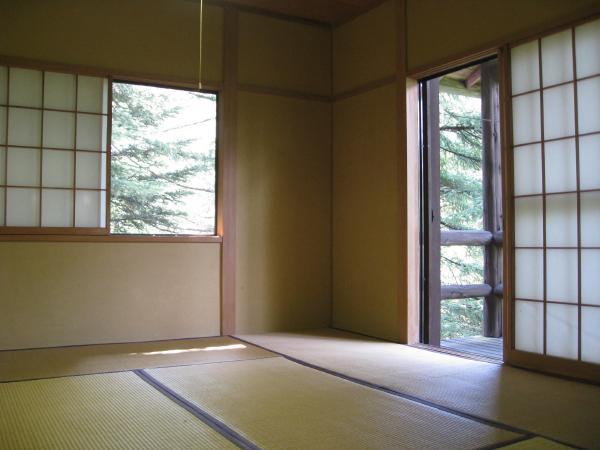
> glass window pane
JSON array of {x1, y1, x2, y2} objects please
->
[
  {"x1": 75, "y1": 190, "x2": 104, "y2": 227},
  {"x1": 440, "y1": 246, "x2": 484, "y2": 285},
  {"x1": 579, "y1": 134, "x2": 600, "y2": 190},
  {"x1": 42, "y1": 149, "x2": 74, "y2": 188},
  {"x1": 515, "y1": 300, "x2": 543, "y2": 354},
  {"x1": 7, "y1": 147, "x2": 40, "y2": 186},
  {"x1": 546, "y1": 303, "x2": 578, "y2": 360},
  {"x1": 575, "y1": 18, "x2": 600, "y2": 79},
  {"x1": 111, "y1": 83, "x2": 217, "y2": 234},
  {"x1": 515, "y1": 249, "x2": 544, "y2": 300},
  {"x1": 577, "y1": 77, "x2": 600, "y2": 134},
  {"x1": 6, "y1": 187, "x2": 39, "y2": 226},
  {"x1": 511, "y1": 41, "x2": 540, "y2": 95},
  {"x1": 9, "y1": 68, "x2": 42, "y2": 108},
  {"x1": 77, "y1": 76, "x2": 108, "y2": 114},
  {"x1": 7, "y1": 107, "x2": 41, "y2": 147},
  {"x1": 582, "y1": 306, "x2": 600, "y2": 364},
  {"x1": 512, "y1": 92, "x2": 541, "y2": 145},
  {"x1": 76, "y1": 151, "x2": 105, "y2": 189},
  {"x1": 582, "y1": 250, "x2": 600, "y2": 306},
  {"x1": 541, "y1": 29, "x2": 574, "y2": 87},
  {"x1": 543, "y1": 83, "x2": 575, "y2": 140},
  {"x1": 0, "y1": 107, "x2": 6, "y2": 145},
  {"x1": 41, "y1": 189, "x2": 73, "y2": 227},
  {"x1": 514, "y1": 196, "x2": 544, "y2": 247},
  {"x1": 44, "y1": 72, "x2": 76, "y2": 110},
  {"x1": 546, "y1": 249, "x2": 578, "y2": 303},
  {"x1": 0, "y1": 66, "x2": 7, "y2": 104},
  {"x1": 43, "y1": 111, "x2": 75, "y2": 149},
  {"x1": 581, "y1": 191, "x2": 600, "y2": 247},
  {"x1": 514, "y1": 144, "x2": 542, "y2": 196},
  {"x1": 0, "y1": 146, "x2": 5, "y2": 185},
  {"x1": 544, "y1": 138, "x2": 577, "y2": 193},
  {"x1": 546, "y1": 193, "x2": 578, "y2": 247},
  {"x1": 76, "y1": 113, "x2": 106, "y2": 151},
  {"x1": 0, "y1": 188, "x2": 4, "y2": 225}
]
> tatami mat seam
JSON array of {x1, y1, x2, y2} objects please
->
[
  {"x1": 231, "y1": 336, "x2": 582, "y2": 450},
  {"x1": 134, "y1": 369, "x2": 261, "y2": 450},
  {"x1": 475, "y1": 435, "x2": 539, "y2": 450},
  {"x1": 0, "y1": 355, "x2": 281, "y2": 385}
]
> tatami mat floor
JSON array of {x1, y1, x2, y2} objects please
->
[{"x1": 1, "y1": 329, "x2": 595, "y2": 449}]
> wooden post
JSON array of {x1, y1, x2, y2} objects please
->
[{"x1": 481, "y1": 60, "x2": 503, "y2": 338}]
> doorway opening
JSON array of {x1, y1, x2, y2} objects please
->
[{"x1": 420, "y1": 57, "x2": 503, "y2": 361}]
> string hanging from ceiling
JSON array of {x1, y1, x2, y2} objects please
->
[{"x1": 198, "y1": 0, "x2": 203, "y2": 89}]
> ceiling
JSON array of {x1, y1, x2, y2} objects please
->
[{"x1": 211, "y1": 0, "x2": 385, "y2": 25}]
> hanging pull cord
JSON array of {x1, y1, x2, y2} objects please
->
[{"x1": 198, "y1": 0, "x2": 203, "y2": 89}]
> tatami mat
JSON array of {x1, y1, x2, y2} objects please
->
[
  {"x1": 0, "y1": 336, "x2": 275, "y2": 382},
  {"x1": 237, "y1": 329, "x2": 600, "y2": 449},
  {"x1": 0, "y1": 371, "x2": 236, "y2": 450},
  {"x1": 147, "y1": 357, "x2": 520, "y2": 450},
  {"x1": 499, "y1": 437, "x2": 574, "y2": 449}
]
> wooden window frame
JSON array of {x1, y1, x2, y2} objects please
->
[
  {"x1": 0, "y1": 56, "x2": 223, "y2": 243},
  {"x1": 419, "y1": 56, "x2": 503, "y2": 348}
]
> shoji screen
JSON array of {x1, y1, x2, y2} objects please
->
[
  {"x1": 0, "y1": 66, "x2": 108, "y2": 229},
  {"x1": 510, "y1": 18, "x2": 600, "y2": 366}
]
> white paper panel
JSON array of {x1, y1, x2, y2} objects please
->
[
  {"x1": 41, "y1": 189, "x2": 73, "y2": 227},
  {"x1": 9, "y1": 68, "x2": 42, "y2": 108},
  {"x1": 579, "y1": 134, "x2": 600, "y2": 190},
  {"x1": 544, "y1": 138, "x2": 577, "y2": 193},
  {"x1": 543, "y1": 84, "x2": 575, "y2": 140},
  {"x1": 546, "y1": 193, "x2": 578, "y2": 247},
  {"x1": 42, "y1": 149, "x2": 74, "y2": 188},
  {"x1": 0, "y1": 146, "x2": 4, "y2": 184},
  {"x1": 581, "y1": 306, "x2": 600, "y2": 363},
  {"x1": 581, "y1": 191, "x2": 600, "y2": 247},
  {"x1": 76, "y1": 151, "x2": 105, "y2": 189},
  {"x1": 77, "y1": 76, "x2": 107, "y2": 114},
  {"x1": 512, "y1": 92, "x2": 541, "y2": 145},
  {"x1": 0, "y1": 66, "x2": 7, "y2": 104},
  {"x1": 75, "y1": 190, "x2": 102, "y2": 227},
  {"x1": 0, "y1": 107, "x2": 6, "y2": 145},
  {"x1": 43, "y1": 111, "x2": 75, "y2": 149},
  {"x1": 577, "y1": 77, "x2": 600, "y2": 134},
  {"x1": 515, "y1": 249, "x2": 544, "y2": 300},
  {"x1": 511, "y1": 41, "x2": 540, "y2": 95},
  {"x1": 76, "y1": 113, "x2": 106, "y2": 151},
  {"x1": 546, "y1": 249, "x2": 578, "y2": 303},
  {"x1": 515, "y1": 300, "x2": 544, "y2": 354},
  {"x1": 514, "y1": 144, "x2": 543, "y2": 196},
  {"x1": 7, "y1": 107, "x2": 41, "y2": 147},
  {"x1": 541, "y1": 29, "x2": 574, "y2": 87},
  {"x1": 44, "y1": 72, "x2": 76, "y2": 110},
  {"x1": 546, "y1": 304, "x2": 578, "y2": 360},
  {"x1": 575, "y1": 18, "x2": 600, "y2": 79},
  {"x1": 514, "y1": 196, "x2": 544, "y2": 247},
  {"x1": 0, "y1": 188, "x2": 4, "y2": 225},
  {"x1": 582, "y1": 250, "x2": 600, "y2": 306},
  {"x1": 6, "y1": 147, "x2": 40, "y2": 186},
  {"x1": 6, "y1": 187, "x2": 39, "y2": 226}
]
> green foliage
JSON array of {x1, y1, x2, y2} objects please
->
[
  {"x1": 111, "y1": 83, "x2": 216, "y2": 234},
  {"x1": 439, "y1": 90, "x2": 485, "y2": 339}
]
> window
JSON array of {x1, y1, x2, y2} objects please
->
[
  {"x1": 111, "y1": 82, "x2": 217, "y2": 235},
  {"x1": 0, "y1": 63, "x2": 218, "y2": 237},
  {"x1": 0, "y1": 66, "x2": 108, "y2": 229},
  {"x1": 510, "y1": 18, "x2": 600, "y2": 363}
]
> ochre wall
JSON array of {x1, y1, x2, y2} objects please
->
[
  {"x1": 331, "y1": 1, "x2": 401, "y2": 341},
  {"x1": 406, "y1": 0, "x2": 600, "y2": 72},
  {"x1": 0, "y1": 2, "x2": 333, "y2": 347},
  {"x1": 0, "y1": 243, "x2": 221, "y2": 350},
  {"x1": 236, "y1": 92, "x2": 331, "y2": 333}
]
